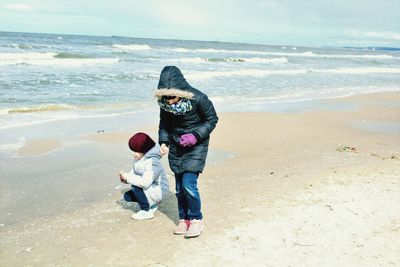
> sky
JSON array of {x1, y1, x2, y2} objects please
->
[{"x1": 0, "y1": 0, "x2": 399, "y2": 47}]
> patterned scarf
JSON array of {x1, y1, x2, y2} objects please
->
[{"x1": 158, "y1": 98, "x2": 193, "y2": 115}]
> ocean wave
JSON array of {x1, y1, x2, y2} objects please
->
[
  {"x1": 0, "y1": 52, "x2": 56, "y2": 60},
  {"x1": 10, "y1": 43, "x2": 34, "y2": 50},
  {"x1": 163, "y1": 47, "x2": 395, "y2": 59},
  {"x1": 186, "y1": 69, "x2": 307, "y2": 80},
  {"x1": 206, "y1": 58, "x2": 244, "y2": 62},
  {"x1": 0, "y1": 110, "x2": 142, "y2": 130},
  {"x1": 186, "y1": 67, "x2": 400, "y2": 80},
  {"x1": 165, "y1": 48, "x2": 191, "y2": 53},
  {"x1": 112, "y1": 44, "x2": 152, "y2": 51},
  {"x1": 240, "y1": 57, "x2": 288, "y2": 63},
  {"x1": 0, "y1": 43, "x2": 48, "y2": 50},
  {"x1": 167, "y1": 57, "x2": 288, "y2": 64},
  {"x1": 312, "y1": 67, "x2": 400, "y2": 74},
  {"x1": 206, "y1": 57, "x2": 288, "y2": 63},
  {"x1": 173, "y1": 57, "x2": 206, "y2": 63},
  {"x1": 321, "y1": 54, "x2": 394, "y2": 59},
  {"x1": 172, "y1": 57, "x2": 245, "y2": 63},
  {"x1": 212, "y1": 87, "x2": 400, "y2": 108},
  {"x1": 0, "y1": 109, "x2": 10, "y2": 115},
  {"x1": 54, "y1": 52, "x2": 92, "y2": 59},
  {"x1": 3, "y1": 104, "x2": 77, "y2": 114},
  {"x1": 0, "y1": 52, "x2": 119, "y2": 66}
]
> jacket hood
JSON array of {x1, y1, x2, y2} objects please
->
[
  {"x1": 143, "y1": 143, "x2": 161, "y2": 160},
  {"x1": 154, "y1": 66, "x2": 194, "y2": 100}
]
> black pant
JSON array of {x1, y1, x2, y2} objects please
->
[{"x1": 123, "y1": 185, "x2": 150, "y2": 211}]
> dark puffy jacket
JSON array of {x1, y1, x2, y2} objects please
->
[{"x1": 154, "y1": 66, "x2": 218, "y2": 174}]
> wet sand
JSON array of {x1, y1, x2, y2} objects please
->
[
  {"x1": 1, "y1": 91, "x2": 399, "y2": 266},
  {"x1": 17, "y1": 139, "x2": 61, "y2": 156}
]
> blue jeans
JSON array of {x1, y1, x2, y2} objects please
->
[
  {"x1": 175, "y1": 172, "x2": 202, "y2": 220},
  {"x1": 124, "y1": 185, "x2": 150, "y2": 211}
]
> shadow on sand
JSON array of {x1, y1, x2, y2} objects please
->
[{"x1": 116, "y1": 188, "x2": 179, "y2": 224}]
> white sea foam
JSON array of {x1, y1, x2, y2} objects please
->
[
  {"x1": 0, "y1": 52, "x2": 119, "y2": 66},
  {"x1": 0, "y1": 137, "x2": 26, "y2": 156},
  {"x1": 164, "y1": 47, "x2": 394, "y2": 59},
  {"x1": 206, "y1": 57, "x2": 289, "y2": 64},
  {"x1": 312, "y1": 67, "x2": 400, "y2": 74},
  {"x1": 186, "y1": 67, "x2": 400, "y2": 80},
  {"x1": 0, "y1": 109, "x2": 10, "y2": 115},
  {"x1": 321, "y1": 54, "x2": 394, "y2": 59},
  {"x1": 3, "y1": 104, "x2": 77, "y2": 114},
  {"x1": 0, "y1": 110, "x2": 142, "y2": 130},
  {"x1": 112, "y1": 44, "x2": 152, "y2": 51},
  {"x1": 209, "y1": 96, "x2": 227, "y2": 103},
  {"x1": 169, "y1": 57, "x2": 288, "y2": 64},
  {"x1": 213, "y1": 87, "x2": 399, "y2": 110},
  {"x1": 0, "y1": 52, "x2": 56, "y2": 60},
  {"x1": 8, "y1": 43, "x2": 34, "y2": 49},
  {"x1": 175, "y1": 57, "x2": 207, "y2": 63},
  {"x1": 165, "y1": 48, "x2": 191, "y2": 53},
  {"x1": 186, "y1": 69, "x2": 307, "y2": 80},
  {"x1": 243, "y1": 57, "x2": 288, "y2": 63}
]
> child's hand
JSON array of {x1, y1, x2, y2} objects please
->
[
  {"x1": 180, "y1": 133, "x2": 197, "y2": 147},
  {"x1": 160, "y1": 143, "x2": 169, "y2": 156},
  {"x1": 119, "y1": 170, "x2": 127, "y2": 183}
]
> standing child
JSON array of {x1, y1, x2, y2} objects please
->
[
  {"x1": 119, "y1": 132, "x2": 169, "y2": 220},
  {"x1": 154, "y1": 66, "x2": 218, "y2": 238}
]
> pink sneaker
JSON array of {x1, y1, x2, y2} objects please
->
[
  {"x1": 174, "y1": 219, "x2": 190, "y2": 235},
  {"x1": 185, "y1": 219, "x2": 203, "y2": 238}
]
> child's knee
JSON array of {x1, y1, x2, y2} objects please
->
[
  {"x1": 123, "y1": 191, "x2": 133, "y2": 202},
  {"x1": 131, "y1": 185, "x2": 142, "y2": 192},
  {"x1": 182, "y1": 183, "x2": 198, "y2": 197}
]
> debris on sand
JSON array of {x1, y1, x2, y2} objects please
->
[{"x1": 336, "y1": 145, "x2": 357, "y2": 152}]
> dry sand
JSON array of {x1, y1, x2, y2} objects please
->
[{"x1": 1, "y1": 92, "x2": 399, "y2": 266}]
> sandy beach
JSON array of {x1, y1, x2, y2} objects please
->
[{"x1": 0, "y1": 92, "x2": 399, "y2": 266}]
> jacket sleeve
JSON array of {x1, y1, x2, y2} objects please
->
[
  {"x1": 192, "y1": 93, "x2": 218, "y2": 141},
  {"x1": 158, "y1": 109, "x2": 170, "y2": 146},
  {"x1": 126, "y1": 159, "x2": 162, "y2": 189}
]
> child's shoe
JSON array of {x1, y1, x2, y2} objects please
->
[
  {"x1": 174, "y1": 219, "x2": 190, "y2": 235},
  {"x1": 150, "y1": 204, "x2": 158, "y2": 214},
  {"x1": 131, "y1": 209, "x2": 154, "y2": 220},
  {"x1": 185, "y1": 219, "x2": 203, "y2": 238}
]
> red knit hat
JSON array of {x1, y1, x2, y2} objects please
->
[{"x1": 128, "y1": 132, "x2": 156, "y2": 153}]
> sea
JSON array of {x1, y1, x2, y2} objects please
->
[
  {"x1": 0, "y1": 31, "x2": 399, "y2": 227},
  {"x1": 1, "y1": 31, "x2": 400, "y2": 134}
]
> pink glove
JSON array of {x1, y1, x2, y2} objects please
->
[{"x1": 180, "y1": 133, "x2": 197, "y2": 147}]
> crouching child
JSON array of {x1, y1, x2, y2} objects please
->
[{"x1": 119, "y1": 132, "x2": 169, "y2": 220}]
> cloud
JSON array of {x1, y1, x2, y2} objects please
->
[
  {"x1": 364, "y1": 31, "x2": 400, "y2": 41},
  {"x1": 4, "y1": 3, "x2": 32, "y2": 11},
  {"x1": 151, "y1": 1, "x2": 208, "y2": 26},
  {"x1": 346, "y1": 30, "x2": 400, "y2": 41}
]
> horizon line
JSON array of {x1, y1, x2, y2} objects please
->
[{"x1": 1, "y1": 30, "x2": 399, "y2": 50}]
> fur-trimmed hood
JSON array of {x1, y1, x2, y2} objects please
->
[
  {"x1": 153, "y1": 66, "x2": 194, "y2": 100},
  {"x1": 154, "y1": 88, "x2": 194, "y2": 99}
]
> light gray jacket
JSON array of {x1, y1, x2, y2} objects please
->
[{"x1": 126, "y1": 144, "x2": 169, "y2": 206}]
